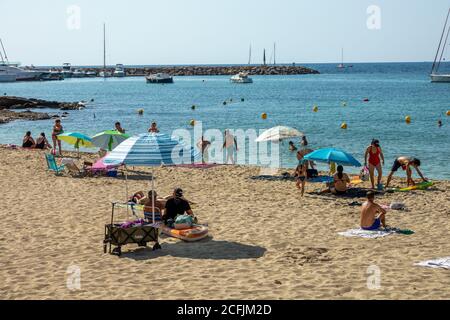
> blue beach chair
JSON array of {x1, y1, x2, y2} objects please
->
[{"x1": 45, "y1": 153, "x2": 65, "y2": 174}]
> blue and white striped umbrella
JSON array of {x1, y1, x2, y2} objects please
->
[{"x1": 103, "y1": 133, "x2": 201, "y2": 167}]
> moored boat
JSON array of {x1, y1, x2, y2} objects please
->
[{"x1": 146, "y1": 73, "x2": 173, "y2": 83}]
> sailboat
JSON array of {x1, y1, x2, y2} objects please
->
[
  {"x1": 431, "y1": 8, "x2": 450, "y2": 82},
  {"x1": 99, "y1": 23, "x2": 112, "y2": 78},
  {"x1": 337, "y1": 48, "x2": 353, "y2": 69}
]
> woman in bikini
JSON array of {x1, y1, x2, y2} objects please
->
[
  {"x1": 52, "y1": 119, "x2": 63, "y2": 155},
  {"x1": 364, "y1": 139, "x2": 385, "y2": 190},
  {"x1": 35, "y1": 132, "x2": 51, "y2": 149},
  {"x1": 294, "y1": 160, "x2": 307, "y2": 196},
  {"x1": 22, "y1": 131, "x2": 35, "y2": 148}
]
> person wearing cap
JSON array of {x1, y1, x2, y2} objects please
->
[
  {"x1": 360, "y1": 191, "x2": 387, "y2": 230},
  {"x1": 163, "y1": 188, "x2": 194, "y2": 225},
  {"x1": 364, "y1": 139, "x2": 385, "y2": 190}
]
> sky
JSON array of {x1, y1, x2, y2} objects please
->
[{"x1": 0, "y1": 0, "x2": 449, "y2": 66}]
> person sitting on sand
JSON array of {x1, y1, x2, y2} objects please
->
[
  {"x1": 35, "y1": 132, "x2": 51, "y2": 149},
  {"x1": 364, "y1": 139, "x2": 385, "y2": 190},
  {"x1": 385, "y1": 156, "x2": 427, "y2": 188},
  {"x1": 294, "y1": 160, "x2": 307, "y2": 196},
  {"x1": 22, "y1": 131, "x2": 35, "y2": 148},
  {"x1": 143, "y1": 190, "x2": 165, "y2": 223},
  {"x1": 115, "y1": 122, "x2": 126, "y2": 134},
  {"x1": 289, "y1": 141, "x2": 297, "y2": 152},
  {"x1": 148, "y1": 121, "x2": 160, "y2": 133},
  {"x1": 361, "y1": 191, "x2": 387, "y2": 230},
  {"x1": 163, "y1": 188, "x2": 194, "y2": 225},
  {"x1": 52, "y1": 119, "x2": 63, "y2": 155},
  {"x1": 322, "y1": 165, "x2": 350, "y2": 195}
]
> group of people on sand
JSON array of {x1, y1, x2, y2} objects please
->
[
  {"x1": 131, "y1": 187, "x2": 195, "y2": 226},
  {"x1": 292, "y1": 137, "x2": 428, "y2": 197}
]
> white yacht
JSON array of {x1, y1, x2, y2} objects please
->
[
  {"x1": 99, "y1": 70, "x2": 112, "y2": 78},
  {"x1": 85, "y1": 71, "x2": 97, "y2": 77},
  {"x1": 230, "y1": 72, "x2": 253, "y2": 83},
  {"x1": 72, "y1": 69, "x2": 86, "y2": 78},
  {"x1": 0, "y1": 64, "x2": 43, "y2": 81},
  {"x1": 431, "y1": 9, "x2": 450, "y2": 82},
  {"x1": 61, "y1": 63, "x2": 73, "y2": 78},
  {"x1": 146, "y1": 73, "x2": 173, "y2": 83},
  {"x1": 113, "y1": 64, "x2": 126, "y2": 77}
]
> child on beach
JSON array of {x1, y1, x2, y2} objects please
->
[
  {"x1": 360, "y1": 191, "x2": 387, "y2": 230},
  {"x1": 294, "y1": 160, "x2": 307, "y2": 196},
  {"x1": 52, "y1": 119, "x2": 63, "y2": 155}
]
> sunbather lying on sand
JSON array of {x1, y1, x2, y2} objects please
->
[{"x1": 361, "y1": 191, "x2": 387, "y2": 230}]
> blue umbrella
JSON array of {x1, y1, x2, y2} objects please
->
[
  {"x1": 303, "y1": 148, "x2": 361, "y2": 167},
  {"x1": 103, "y1": 133, "x2": 201, "y2": 220}
]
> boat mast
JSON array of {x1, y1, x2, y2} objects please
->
[
  {"x1": 103, "y1": 23, "x2": 106, "y2": 77},
  {"x1": 248, "y1": 44, "x2": 252, "y2": 65},
  {"x1": 273, "y1": 42, "x2": 276, "y2": 65},
  {"x1": 341, "y1": 48, "x2": 344, "y2": 66},
  {"x1": 263, "y1": 49, "x2": 266, "y2": 66},
  {"x1": 0, "y1": 38, "x2": 9, "y2": 64},
  {"x1": 432, "y1": 8, "x2": 450, "y2": 74},
  {"x1": 436, "y1": 20, "x2": 450, "y2": 74}
]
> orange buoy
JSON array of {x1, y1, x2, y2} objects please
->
[
  {"x1": 341, "y1": 122, "x2": 348, "y2": 129},
  {"x1": 261, "y1": 113, "x2": 267, "y2": 120},
  {"x1": 405, "y1": 116, "x2": 411, "y2": 124},
  {"x1": 446, "y1": 110, "x2": 450, "y2": 116},
  {"x1": 313, "y1": 105, "x2": 319, "y2": 112},
  {"x1": 189, "y1": 119, "x2": 196, "y2": 126}
]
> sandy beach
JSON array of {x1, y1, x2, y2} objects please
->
[{"x1": 0, "y1": 146, "x2": 449, "y2": 300}]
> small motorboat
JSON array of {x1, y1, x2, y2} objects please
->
[
  {"x1": 230, "y1": 72, "x2": 253, "y2": 83},
  {"x1": 113, "y1": 64, "x2": 126, "y2": 77},
  {"x1": 146, "y1": 73, "x2": 173, "y2": 83}
]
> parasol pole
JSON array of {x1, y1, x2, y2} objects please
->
[
  {"x1": 125, "y1": 165, "x2": 129, "y2": 216},
  {"x1": 151, "y1": 166, "x2": 155, "y2": 223}
]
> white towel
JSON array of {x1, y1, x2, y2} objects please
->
[
  {"x1": 415, "y1": 257, "x2": 450, "y2": 270},
  {"x1": 338, "y1": 228, "x2": 396, "y2": 239}
]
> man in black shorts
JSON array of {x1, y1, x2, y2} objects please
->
[
  {"x1": 385, "y1": 156, "x2": 427, "y2": 188},
  {"x1": 163, "y1": 188, "x2": 194, "y2": 225}
]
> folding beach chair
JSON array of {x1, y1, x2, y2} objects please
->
[{"x1": 45, "y1": 153, "x2": 65, "y2": 175}]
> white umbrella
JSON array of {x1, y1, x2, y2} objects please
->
[{"x1": 255, "y1": 126, "x2": 304, "y2": 142}]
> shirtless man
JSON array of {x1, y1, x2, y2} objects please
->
[
  {"x1": 196, "y1": 136, "x2": 211, "y2": 164},
  {"x1": 385, "y1": 156, "x2": 427, "y2": 188},
  {"x1": 361, "y1": 191, "x2": 387, "y2": 230}
]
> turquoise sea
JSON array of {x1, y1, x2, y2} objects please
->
[{"x1": 1, "y1": 62, "x2": 449, "y2": 179}]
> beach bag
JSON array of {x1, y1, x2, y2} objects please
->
[
  {"x1": 307, "y1": 169, "x2": 318, "y2": 178},
  {"x1": 390, "y1": 202, "x2": 406, "y2": 210},
  {"x1": 174, "y1": 215, "x2": 194, "y2": 230},
  {"x1": 360, "y1": 166, "x2": 370, "y2": 181}
]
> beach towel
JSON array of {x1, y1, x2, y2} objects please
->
[
  {"x1": 338, "y1": 228, "x2": 396, "y2": 238},
  {"x1": 415, "y1": 257, "x2": 450, "y2": 270},
  {"x1": 339, "y1": 227, "x2": 414, "y2": 238}
]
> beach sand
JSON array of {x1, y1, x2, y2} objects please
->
[{"x1": 0, "y1": 146, "x2": 449, "y2": 300}]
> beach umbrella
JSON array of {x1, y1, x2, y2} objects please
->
[
  {"x1": 103, "y1": 133, "x2": 201, "y2": 220},
  {"x1": 57, "y1": 132, "x2": 94, "y2": 157},
  {"x1": 91, "y1": 130, "x2": 130, "y2": 151},
  {"x1": 255, "y1": 126, "x2": 304, "y2": 142},
  {"x1": 303, "y1": 148, "x2": 361, "y2": 167}
]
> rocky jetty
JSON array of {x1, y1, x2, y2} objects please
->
[
  {"x1": 75, "y1": 65, "x2": 319, "y2": 77},
  {"x1": 0, "y1": 96, "x2": 84, "y2": 124}
]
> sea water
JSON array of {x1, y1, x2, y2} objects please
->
[{"x1": 0, "y1": 62, "x2": 449, "y2": 179}]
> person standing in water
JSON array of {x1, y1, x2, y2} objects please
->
[
  {"x1": 115, "y1": 122, "x2": 126, "y2": 133},
  {"x1": 385, "y1": 156, "x2": 427, "y2": 188},
  {"x1": 196, "y1": 136, "x2": 211, "y2": 164},
  {"x1": 364, "y1": 139, "x2": 385, "y2": 190},
  {"x1": 52, "y1": 119, "x2": 63, "y2": 155},
  {"x1": 148, "y1": 121, "x2": 160, "y2": 133},
  {"x1": 223, "y1": 130, "x2": 238, "y2": 164}
]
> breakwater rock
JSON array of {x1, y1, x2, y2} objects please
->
[
  {"x1": 0, "y1": 96, "x2": 83, "y2": 111},
  {"x1": 79, "y1": 65, "x2": 319, "y2": 77}
]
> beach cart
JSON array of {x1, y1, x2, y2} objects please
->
[{"x1": 103, "y1": 202, "x2": 161, "y2": 256}]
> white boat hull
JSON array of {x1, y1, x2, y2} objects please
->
[
  {"x1": 0, "y1": 74, "x2": 16, "y2": 82},
  {"x1": 430, "y1": 74, "x2": 450, "y2": 82}
]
